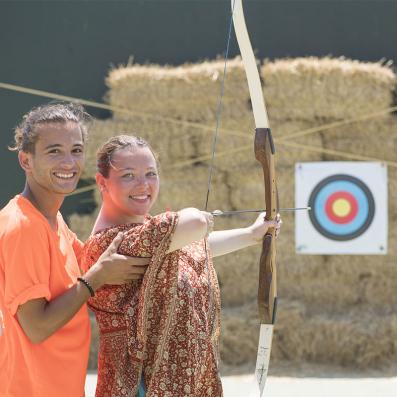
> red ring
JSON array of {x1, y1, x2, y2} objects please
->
[{"x1": 325, "y1": 191, "x2": 358, "y2": 224}]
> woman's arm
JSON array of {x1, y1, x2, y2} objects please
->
[
  {"x1": 167, "y1": 208, "x2": 211, "y2": 253},
  {"x1": 208, "y1": 213, "x2": 281, "y2": 257}
]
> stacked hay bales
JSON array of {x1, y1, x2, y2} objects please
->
[
  {"x1": 259, "y1": 57, "x2": 397, "y2": 370},
  {"x1": 71, "y1": 57, "x2": 397, "y2": 372}
]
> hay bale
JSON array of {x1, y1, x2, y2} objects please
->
[
  {"x1": 320, "y1": 117, "x2": 397, "y2": 164},
  {"x1": 84, "y1": 117, "x2": 252, "y2": 180},
  {"x1": 106, "y1": 58, "x2": 253, "y2": 124},
  {"x1": 262, "y1": 57, "x2": 396, "y2": 122},
  {"x1": 73, "y1": 56, "x2": 397, "y2": 372},
  {"x1": 220, "y1": 302, "x2": 259, "y2": 366},
  {"x1": 274, "y1": 300, "x2": 397, "y2": 368}
]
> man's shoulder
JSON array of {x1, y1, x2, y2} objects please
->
[{"x1": 0, "y1": 196, "x2": 47, "y2": 239}]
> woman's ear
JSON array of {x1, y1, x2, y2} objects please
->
[
  {"x1": 96, "y1": 172, "x2": 108, "y2": 193},
  {"x1": 18, "y1": 151, "x2": 32, "y2": 173}
]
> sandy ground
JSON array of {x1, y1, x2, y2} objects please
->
[{"x1": 85, "y1": 373, "x2": 397, "y2": 397}]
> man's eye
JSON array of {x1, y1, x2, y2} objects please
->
[
  {"x1": 73, "y1": 148, "x2": 83, "y2": 154},
  {"x1": 48, "y1": 149, "x2": 60, "y2": 154}
]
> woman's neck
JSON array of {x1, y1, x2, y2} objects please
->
[{"x1": 93, "y1": 205, "x2": 145, "y2": 234}]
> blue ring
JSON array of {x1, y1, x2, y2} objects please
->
[{"x1": 314, "y1": 181, "x2": 368, "y2": 235}]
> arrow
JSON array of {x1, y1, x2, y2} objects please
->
[{"x1": 212, "y1": 207, "x2": 311, "y2": 216}]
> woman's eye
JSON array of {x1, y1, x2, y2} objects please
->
[
  {"x1": 147, "y1": 171, "x2": 158, "y2": 177},
  {"x1": 122, "y1": 173, "x2": 134, "y2": 179}
]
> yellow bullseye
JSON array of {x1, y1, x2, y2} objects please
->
[{"x1": 332, "y1": 198, "x2": 351, "y2": 217}]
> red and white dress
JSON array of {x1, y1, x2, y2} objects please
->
[{"x1": 81, "y1": 212, "x2": 223, "y2": 397}]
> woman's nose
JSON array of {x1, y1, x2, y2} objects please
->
[{"x1": 135, "y1": 176, "x2": 149, "y2": 187}]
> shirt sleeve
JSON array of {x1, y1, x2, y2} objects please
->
[
  {"x1": 3, "y1": 221, "x2": 51, "y2": 315},
  {"x1": 119, "y1": 212, "x2": 179, "y2": 257}
]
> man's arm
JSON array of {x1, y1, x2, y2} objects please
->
[{"x1": 16, "y1": 233, "x2": 148, "y2": 344}]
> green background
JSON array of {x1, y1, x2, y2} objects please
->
[{"x1": 1, "y1": 0, "x2": 396, "y2": 214}]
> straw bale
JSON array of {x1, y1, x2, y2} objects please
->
[
  {"x1": 220, "y1": 303, "x2": 259, "y2": 365},
  {"x1": 84, "y1": 118, "x2": 210, "y2": 179},
  {"x1": 274, "y1": 122, "x2": 325, "y2": 167},
  {"x1": 278, "y1": 255, "x2": 397, "y2": 310},
  {"x1": 262, "y1": 57, "x2": 395, "y2": 121},
  {"x1": 320, "y1": 117, "x2": 397, "y2": 164},
  {"x1": 68, "y1": 212, "x2": 97, "y2": 241},
  {"x1": 106, "y1": 58, "x2": 253, "y2": 124},
  {"x1": 274, "y1": 302, "x2": 397, "y2": 368},
  {"x1": 214, "y1": 245, "x2": 260, "y2": 307},
  {"x1": 77, "y1": 56, "x2": 397, "y2": 371},
  {"x1": 154, "y1": 166, "x2": 234, "y2": 213},
  {"x1": 84, "y1": 117, "x2": 254, "y2": 181}
]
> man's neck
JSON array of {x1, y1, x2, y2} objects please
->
[{"x1": 21, "y1": 182, "x2": 64, "y2": 230}]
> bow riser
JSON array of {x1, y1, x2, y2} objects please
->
[{"x1": 255, "y1": 127, "x2": 278, "y2": 324}]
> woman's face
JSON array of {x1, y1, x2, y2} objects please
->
[{"x1": 100, "y1": 146, "x2": 159, "y2": 221}]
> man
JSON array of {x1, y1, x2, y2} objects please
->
[{"x1": 0, "y1": 103, "x2": 149, "y2": 396}]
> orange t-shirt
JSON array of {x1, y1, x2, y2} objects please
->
[{"x1": 0, "y1": 195, "x2": 90, "y2": 397}]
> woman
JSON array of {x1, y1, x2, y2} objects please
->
[{"x1": 81, "y1": 135, "x2": 280, "y2": 397}]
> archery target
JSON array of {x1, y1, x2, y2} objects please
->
[
  {"x1": 295, "y1": 162, "x2": 387, "y2": 255},
  {"x1": 308, "y1": 174, "x2": 375, "y2": 241}
]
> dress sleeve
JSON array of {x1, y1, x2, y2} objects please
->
[
  {"x1": 3, "y1": 221, "x2": 51, "y2": 315},
  {"x1": 119, "y1": 212, "x2": 179, "y2": 257}
]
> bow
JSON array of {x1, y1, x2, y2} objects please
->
[{"x1": 231, "y1": 0, "x2": 278, "y2": 394}]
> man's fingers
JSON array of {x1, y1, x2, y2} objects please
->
[
  {"x1": 126, "y1": 256, "x2": 150, "y2": 266},
  {"x1": 106, "y1": 232, "x2": 124, "y2": 254},
  {"x1": 110, "y1": 254, "x2": 150, "y2": 266},
  {"x1": 129, "y1": 266, "x2": 148, "y2": 275}
]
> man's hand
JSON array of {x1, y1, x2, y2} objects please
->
[
  {"x1": 86, "y1": 233, "x2": 150, "y2": 289},
  {"x1": 16, "y1": 233, "x2": 149, "y2": 344}
]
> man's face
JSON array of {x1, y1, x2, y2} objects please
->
[{"x1": 23, "y1": 121, "x2": 85, "y2": 195}]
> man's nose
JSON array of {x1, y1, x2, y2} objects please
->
[{"x1": 59, "y1": 153, "x2": 75, "y2": 168}]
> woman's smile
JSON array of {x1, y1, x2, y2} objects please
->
[{"x1": 129, "y1": 194, "x2": 151, "y2": 203}]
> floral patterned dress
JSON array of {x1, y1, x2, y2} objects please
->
[{"x1": 81, "y1": 212, "x2": 222, "y2": 397}]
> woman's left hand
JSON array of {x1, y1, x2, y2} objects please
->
[{"x1": 249, "y1": 212, "x2": 282, "y2": 243}]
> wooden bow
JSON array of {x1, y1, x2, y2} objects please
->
[{"x1": 231, "y1": 0, "x2": 278, "y2": 394}]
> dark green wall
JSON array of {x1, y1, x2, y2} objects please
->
[{"x1": 1, "y1": 0, "x2": 396, "y2": 212}]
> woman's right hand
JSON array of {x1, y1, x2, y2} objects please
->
[{"x1": 248, "y1": 212, "x2": 281, "y2": 243}]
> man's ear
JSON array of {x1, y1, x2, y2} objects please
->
[
  {"x1": 95, "y1": 172, "x2": 108, "y2": 193},
  {"x1": 18, "y1": 151, "x2": 32, "y2": 173}
]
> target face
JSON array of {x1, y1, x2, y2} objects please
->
[
  {"x1": 308, "y1": 174, "x2": 375, "y2": 241},
  {"x1": 295, "y1": 162, "x2": 387, "y2": 255}
]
